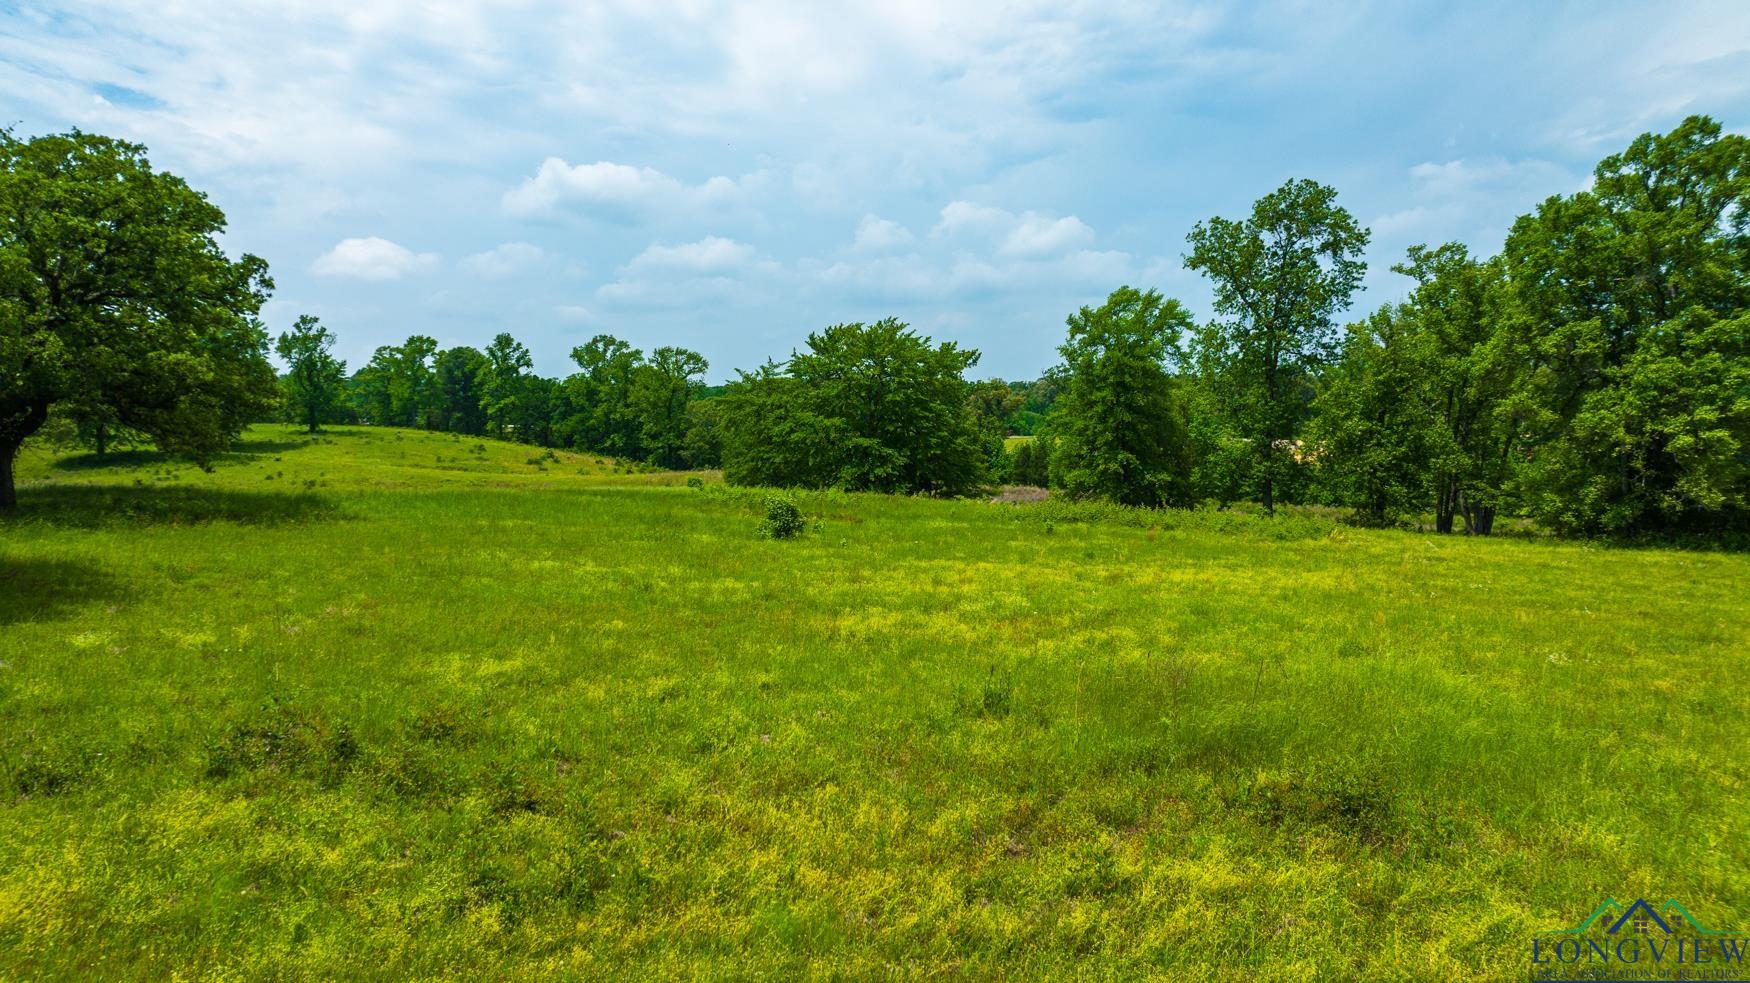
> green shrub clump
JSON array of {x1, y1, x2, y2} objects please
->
[{"x1": 760, "y1": 496, "x2": 805, "y2": 539}]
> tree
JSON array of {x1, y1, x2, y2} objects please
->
[
  {"x1": 1503, "y1": 115, "x2": 1750, "y2": 534},
  {"x1": 562, "y1": 334, "x2": 644, "y2": 455},
  {"x1": 509, "y1": 374, "x2": 558, "y2": 447},
  {"x1": 718, "y1": 320, "x2": 988, "y2": 495},
  {"x1": 276, "y1": 315, "x2": 347, "y2": 433},
  {"x1": 1310, "y1": 307, "x2": 1438, "y2": 525},
  {"x1": 784, "y1": 318, "x2": 987, "y2": 495},
  {"x1": 1048, "y1": 286, "x2": 1196, "y2": 506},
  {"x1": 718, "y1": 361, "x2": 845, "y2": 488},
  {"x1": 681, "y1": 398, "x2": 724, "y2": 469},
  {"x1": 0, "y1": 130, "x2": 276, "y2": 509},
  {"x1": 1392, "y1": 244, "x2": 1519, "y2": 534},
  {"x1": 433, "y1": 346, "x2": 488, "y2": 435},
  {"x1": 482, "y1": 333, "x2": 533, "y2": 439},
  {"x1": 631, "y1": 346, "x2": 708, "y2": 468},
  {"x1": 966, "y1": 379, "x2": 1025, "y2": 478},
  {"x1": 1185, "y1": 179, "x2": 1370, "y2": 513},
  {"x1": 350, "y1": 335, "x2": 437, "y2": 428}
]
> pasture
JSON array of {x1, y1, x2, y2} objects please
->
[{"x1": 2, "y1": 426, "x2": 1746, "y2": 978}]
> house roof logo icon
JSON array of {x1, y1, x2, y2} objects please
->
[{"x1": 1545, "y1": 898, "x2": 1729, "y2": 937}]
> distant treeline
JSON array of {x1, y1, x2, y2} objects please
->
[
  {"x1": 271, "y1": 317, "x2": 1060, "y2": 479},
  {"x1": 9, "y1": 118, "x2": 1745, "y2": 536}
]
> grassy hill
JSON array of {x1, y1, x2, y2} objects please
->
[{"x1": 2, "y1": 425, "x2": 1747, "y2": 978}]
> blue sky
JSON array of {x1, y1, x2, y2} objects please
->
[{"x1": 4, "y1": 2, "x2": 1749, "y2": 381}]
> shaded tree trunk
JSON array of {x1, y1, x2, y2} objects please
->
[
  {"x1": 1474, "y1": 506, "x2": 1496, "y2": 536},
  {"x1": 94, "y1": 422, "x2": 108, "y2": 457},
  {"x1": 1, "y1": 401, "x2": 51, "y2": 510},
  {"x1": 1435, "y1": 475, "x2": 1458, "y2": 533}
]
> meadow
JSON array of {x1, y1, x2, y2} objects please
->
[{"x1": 1, "y1": 425, "x2": 1746, "y2": 979}]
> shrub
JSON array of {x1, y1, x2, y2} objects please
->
[
  {"x1": 685, "y1": 476, "x2": 704, "y2": 489},
  {"x1": 759, "y1": 496, "x2": 805, "y2": 539}
]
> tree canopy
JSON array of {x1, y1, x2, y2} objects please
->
[
  {"x1": 1185, "y1": 178, "x2": 1370, "y2": 513},
  {"x1": 1048, "y1": 286, "x2": 1195, "y2": 507},
  {"x1": 1, "y1": 130, "x2": 276, "y2": 508}
]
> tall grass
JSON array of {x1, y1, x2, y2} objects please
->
[{"x1": 0, "y1": 425, "x2": 1745, "y2": 978}]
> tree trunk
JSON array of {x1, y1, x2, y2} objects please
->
[
  {"x1": 1436, "y1": 478, "x2": 1456, "y2": 534},
  {"x1": 1261, "y1": 474, "x2": 1274, "y2": 515},
  {"x1": 1, "y1": 401, "x2": 51, "y2": 510},
  {"x1": 1474, "y1": 507, "x2": 1496, "y2": 536},
  {"x1": 95, "y1": 423, "x2": 108, "y2": 457}
]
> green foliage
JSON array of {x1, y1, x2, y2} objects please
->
[
  {"x1": 720, "y1": 320, "x2": 989, "y2": 495},
  {"x1": 1002, "y1": 437, "x2": 1052, "y2": 487},
  {"x1": 433, "y1": 346, "x2": 489, "y2": 436},
  {"x1": 1186, "y1": 179, "x2": 1370, "y2": 513},
  {"x1": 680, "y1": 398, "x2": 724, "y2": 469},
  {"x1": 276, "y1": 315, "x2": 348, "y2": 434},
  {"x1": 1048, "y1": 287, "x2": 1195, "y2": 506},
  {"x1": 562, "y1": 334, "x2": 645, "y2": 455},
  {"x1": 717, "y1": 362, "x2": 845, "y2": 488},
  {"x1": 631, "y1": 346, "x2": 709, "y2": 469},
  {"x1": 758, "y1": 495, "x2": 805, "y2": 539},
  {"x1": 0, "y1": 129, "x2": 277, "y2": 508},
  {"x1": 481, "y1": 333, "x2": 533, "y2": 439},
  {"x1": 350, "y1": 336, "x2": 439, "y2": 429},
  {"x1": 1502, "y1": 115, "x2": 1750, "y2": 534},
  {"x1": 1310, "y1": 307, "x2": 1439, "y2": 526},
  {"x1": 965, "y1": 379, "x2": 1024, "y2": 477}
]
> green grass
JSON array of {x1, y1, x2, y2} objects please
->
[{"x1": 2, "y1": 425, "x2": 1747, "y2": 978}]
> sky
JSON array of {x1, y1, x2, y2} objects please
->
[{"x1": 4, "y1": 1, "x2": 1750, "y2": 382}]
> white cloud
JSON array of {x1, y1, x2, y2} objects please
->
[
  {"x1": 852, "y1": 214, "x2": 914, "y2": 252},
  {"x1": 503, "y1": 158, "x2": 743, "y2": 218},
  {"x1": 622, "y1": 236, "x2": 762, "y2": 275},
  {"x1": 1001, "y1": 214, "x2": 1094, "y2": 257},
  {"x1": 932, "y1": 200, "x2": 1013, "y2": 238},
  {"x1": 929, "y1": 201, "x2": 1097, "y2": 258},
  {"x1": 596, "y1": 236, "x2": 784, "y2": 308},
  {"x1": 310, "y1": 236, "x2": 438, "y2": 281},
  {"x1": 461, "y1": 241, "x2": 546, "y2": 278}
]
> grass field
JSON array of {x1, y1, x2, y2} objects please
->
[{"x1": 2, "y1": 425, "x2": 1747, "y2": 979}]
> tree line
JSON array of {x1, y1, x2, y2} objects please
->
[
  {"x1": 4, "y1": 118, "x2": 1746, "y2": 537},
  {"x1": 279, "y1": 320, "x2": 716, "y2": 470}
]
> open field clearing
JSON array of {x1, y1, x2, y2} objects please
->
[{"x1": 2, "y1": 425, "x2": 1746, "y2": 978}]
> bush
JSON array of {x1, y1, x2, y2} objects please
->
[{"x1": 759, "y1": 496, "x2": 805, "y2": 540}]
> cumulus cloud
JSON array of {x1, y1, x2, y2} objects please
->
[
  {"x1": 461, "y1": 241, "x2": 546, "y2": 278},
  {"x1": 310, "y1": 236, "x2": 438, "y2": 281},
  {"x1": 929, "y1": 201, "x2": 1096, "y2": 259},
  {"x1": 1001, "y1": 214, "x2": 1094, "y2": 257},
  {"x1": 815, "y1": 201, "x2": 1132, "y2": 303},
  {"x1": 622, "y1": 236, "x2": 760, "y2": 274},
  {"x1": 596, "y1": 236, "x2": 784, "y2": 307},
  {"x1": 503, "y1": 158, "x2": 742, "y2": 218},
  {"x1": 932, "y1": 201, "x2": 1014, "y2": 238},
  {"x1": 852, "y1": 215, "x2": 914, "y2": 252}
]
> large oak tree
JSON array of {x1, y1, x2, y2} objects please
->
[{"x1": 1, "y1": 130, "x2": 276, "y2": 508}]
